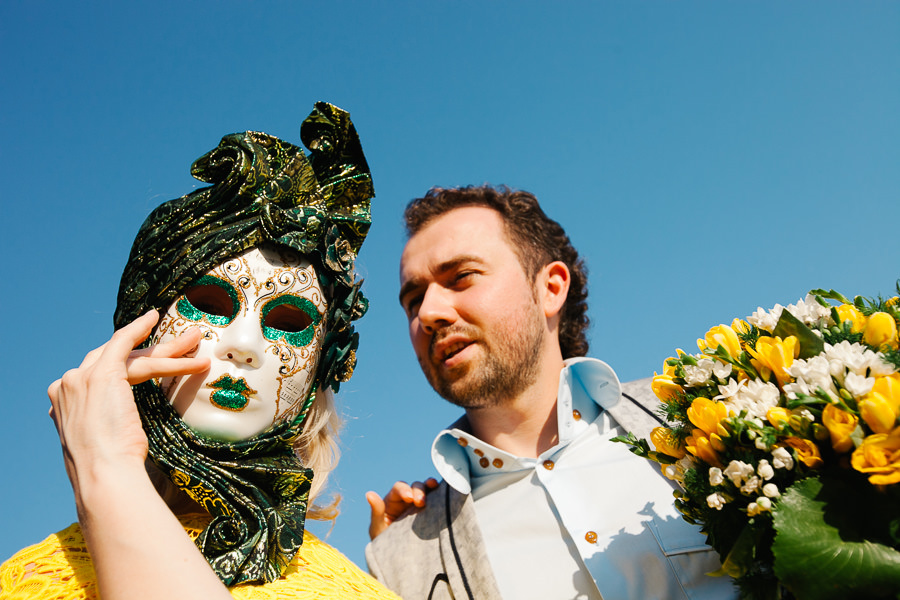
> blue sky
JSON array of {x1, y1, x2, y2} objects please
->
[{"x1": 2, "y1": 1, "x2": 898, "y2": 571}]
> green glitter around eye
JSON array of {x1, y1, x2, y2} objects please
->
[
  {"x1": 261, "y1": 295, "x2": 322, "y2": 347},
  {"x1": 176, "y1": 275, "x2": 239, "y2": 326}
]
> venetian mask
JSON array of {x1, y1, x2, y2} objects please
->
[{"x1": 152, "y1": 244, "x2": 327, "y2": 441}]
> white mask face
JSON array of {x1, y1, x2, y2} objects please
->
[{"x1": 152, "y1": 245, "x2": 327, "y2": 441}]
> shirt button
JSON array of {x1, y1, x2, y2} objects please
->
[
  {"x1": 474, "y1": 448, "x2": 484, "y2": 457},
  {"x1": 479, "y1": 457, "x2": 489, "y2": 468},
  {"x1": 585, "y1": 531, "x2": 597, "y2": 544},
  {"x1": 573, "y1": 409, "x2": 582, "y2": 421},
  {"x1": 542, "y1": 460, "x2": 555, "y2": 470},
  {"x1": 457, "y1": 437, "x2": 468, "y2": 447},
  {"x1": 492, "y1": 458, "x2": 503, "y2": 468}
]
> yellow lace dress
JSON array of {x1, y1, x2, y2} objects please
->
[{"x1": 0, "y1": 515, "x2": 400, "y2": 600}]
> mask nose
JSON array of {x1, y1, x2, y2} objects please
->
[{"x1": 216, "y1": 314, "x2": 264, "y2": 367}]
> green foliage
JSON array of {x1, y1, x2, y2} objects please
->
[
  {"x1": 772, "y1": 310, "x2": 824, "y2": 359},
  {"x1": 773, "y1": 476, "x2": 900, "y2": 599}
]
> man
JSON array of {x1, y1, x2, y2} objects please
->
[{"x1": 365, "y1": 186, "x2": 736, "y2": 599}]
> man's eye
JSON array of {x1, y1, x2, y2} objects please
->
[
  {"x1": 263, "y1": 303, "x2": 313, "y2": 333},
  {"x1": 404, "y1": 296, "x2": 422, "y2": 317},
  {"x1": 178, "y1": 277, "x2": 239, "y2": 325}
]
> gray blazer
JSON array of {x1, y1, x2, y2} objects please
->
[{"x1": 365, "y1": 378, "x2": 664, "y2": 600}]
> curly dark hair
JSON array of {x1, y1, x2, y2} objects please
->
[{"x1": 404, "y1": 185, "x2": 589, "y2": 359}]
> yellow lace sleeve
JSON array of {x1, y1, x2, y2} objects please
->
[
  {"x1": 0, "y1": 516, "x2": 400, "y2": 600},
  {"x1": 0, "y1": 523, "x2": 98, "y2": 600}
]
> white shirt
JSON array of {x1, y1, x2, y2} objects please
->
[{"x1": 431, "y1": 358, "x2": 735, "y2": 600}]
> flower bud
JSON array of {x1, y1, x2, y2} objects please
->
[
  {"x1": 651, "y1": 373, "x2": 683, "y2": 403},
  {"x1": 766, "y1": 407, "x2": 791, "y2": 428},
  {"x1": 650, "y1": 427, "x2": 686, "y2": 459},
  {"x1": 822, "y1": 403, "x2": 858, "y2": 453},
  {"x1": 863, "y1": 312, "x2": 899, "y2": 350},
  {"x1": 835, "y1": 304, "x2": 866, "y2": 334}
]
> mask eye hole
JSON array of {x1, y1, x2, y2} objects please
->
[
  {"x1": 261, "y1": 296, "x2": 322, "y2": 346},
  {"x1": 177, "y1": 276, "x2": 239, "y2": 325},
  {"x1": 264, "y1": 303, "x2": 313, "y2": 333}
]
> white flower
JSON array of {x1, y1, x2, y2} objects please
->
[
  {"x1": 684, "y1": 358, "x2": 715, "y2": 386},
  {"x1": 707, "y1": 493, "x2": 727, "y2": 510},
  {"x1": 762, "y1": 483, "x2": 780, "y2": 498},
  {"x1": 714, "y1": 378, "x2": 745, "y2": 402},
  {"x1": 663, "y1": 456, "x2": 695, "y2": 485},
  {"x1": 786, "y1": 355, "x2": 838, "y2": 401},
  {"x1": 748, "y1": 305, "x2": 783, "y2": 332},
  {"x1": 784, "y1": 294, "x2": 832, "y2": 327},
  {"x1": 746, "y1": 501, "x2": 761, "y2": 516},
  {"x1": 772, "y1": 447, "x2": 794, "y2": 470},
  {"x1": 722, "y1": 380, "x2": 780, "y2": 420},
  {"x1": 756, "y1": 497, "x2": 773, "y2": 511},
  {"x1": 843, "y1": 372, "x2": 875, "y2": 398},
  {"x1": 755, "y1": 437, "x2": 771, "y2": 451},
  {"x1": 825, "y1": 341, "x2": 879, "y2": 379},
  {"x1": 724, "y1": 460, "x2": 755, "y2": 486},
  {"x1": 757, "y1": 459, "x2": 774, "y2": 481},
  {"x1": 713, "y1": 361, "x2": 733, "y2": 380},
  {"x1": 709, "y1": 467, "x2": 724, "y2": 486},
  {"x1": 869, "y1": 354, "x2": 897, "y2": 377},
  {"x1": 740, "y1": 476, "x2": 761, "y2": 495}
]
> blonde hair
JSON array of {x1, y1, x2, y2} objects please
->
[{"x1": 293, "y1": 387, "x2": 343, "y2": 521}]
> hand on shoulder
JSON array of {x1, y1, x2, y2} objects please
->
[{"x1": 366, "y1": 477, "x2": 439, "y2": 539}]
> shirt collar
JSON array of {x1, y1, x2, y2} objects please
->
[{"x1": 431, "y1": 357, "x2": 621, "y2": 494}]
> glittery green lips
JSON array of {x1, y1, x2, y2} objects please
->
[{"x1": 207, "y1": 375, "x2": 258, "y2": 411}]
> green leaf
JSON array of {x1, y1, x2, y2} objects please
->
[
  {"x1": 709, "y1": 523, "x2": 757, "y2": 578},
  {"x1": 772, "y1": 310, "x2": 825, "y2": 359},
  {"x1": 809, "y1": 288, "x2": 851, "y2": 305},
  {"x1": 772, "y1": 477, "x2": 900, "y2": 599}
]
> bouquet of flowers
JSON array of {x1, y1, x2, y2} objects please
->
[{"x1": 616, "y1": 287, "x2": 900, "y2": 599}]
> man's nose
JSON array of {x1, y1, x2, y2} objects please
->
[
  {"x1": 216, "y1": 314, "x2": 264, "y2": 367},
  {"x1": 417, "y1": 285, "x2": 456, "y2": 335}
]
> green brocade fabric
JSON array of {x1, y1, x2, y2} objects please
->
[{"x1": 113, "y1": 102, "x2": 374, "y2": 585}]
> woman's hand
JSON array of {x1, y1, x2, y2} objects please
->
[
  {"x1": 44, "y1": 311, "x2": 230, "y2": 600},
  {"x1": 48, "y1": 310, "x2": 210, "y2": 498}
]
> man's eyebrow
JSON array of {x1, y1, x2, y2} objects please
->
[{"x1": 398, "y1": 255, "x2": 483, "y2": 306}]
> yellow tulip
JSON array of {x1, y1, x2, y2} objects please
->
[
  {"x1": 651, "y1": 373, "x2": 683, "y2": 403},
  {"x1": 731, "y1": 318, "x2": 752, "y2": 335},
  {"x1": 859, "y1": 392, "x2": 898, "y2": 434},
  {"x1": 687, "y1": 398, "x2": 729, "y2": 436},
  {"x1": 835, "y1": 304, "x2": 867, "y2": 333},
  {"x1": 781, "y1": 437, "x2": 824, "y2": 468},
  {"x1": 822, "y1": 404, "x2": 858, "y2": 453},
  {"x1": 651, "y1": 427, "x2": 686, "y2": 459},
  {"x1": 686, "y1": 430, "x2": 724, "y2": 468},
  {"x1": 704, "y1": 324, "x2": 742, "y2": 358},
  {"x1": 662, "y1": 357, "x2": 679, "y2": 377},
  {"x1": 766, "y1": 407, "x2": 791, "y2": 428},
  {"x1": 863, "y1": 312, "x2": 899, "y2": 350},
  {"x1": 851, "y1": 429, "x2": 900, "y2": 485},
  {"x1": 747, "y1": 335, "x2": 799, "y2": 387},
  {"x1": 886, "y1": 296, "x2": 900, "y2": 308}
]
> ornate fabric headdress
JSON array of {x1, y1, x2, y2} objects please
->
[{"x1": 114, "y1": 102, "x2": 373, "y2": 585}]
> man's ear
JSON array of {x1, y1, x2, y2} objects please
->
[{"x1": 538, "y1": 261, "x2": 570, "y2": 320}]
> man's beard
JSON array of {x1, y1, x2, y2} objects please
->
[{"x1": 420, "y1": 308, "x2": 545, "y2": 409}]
